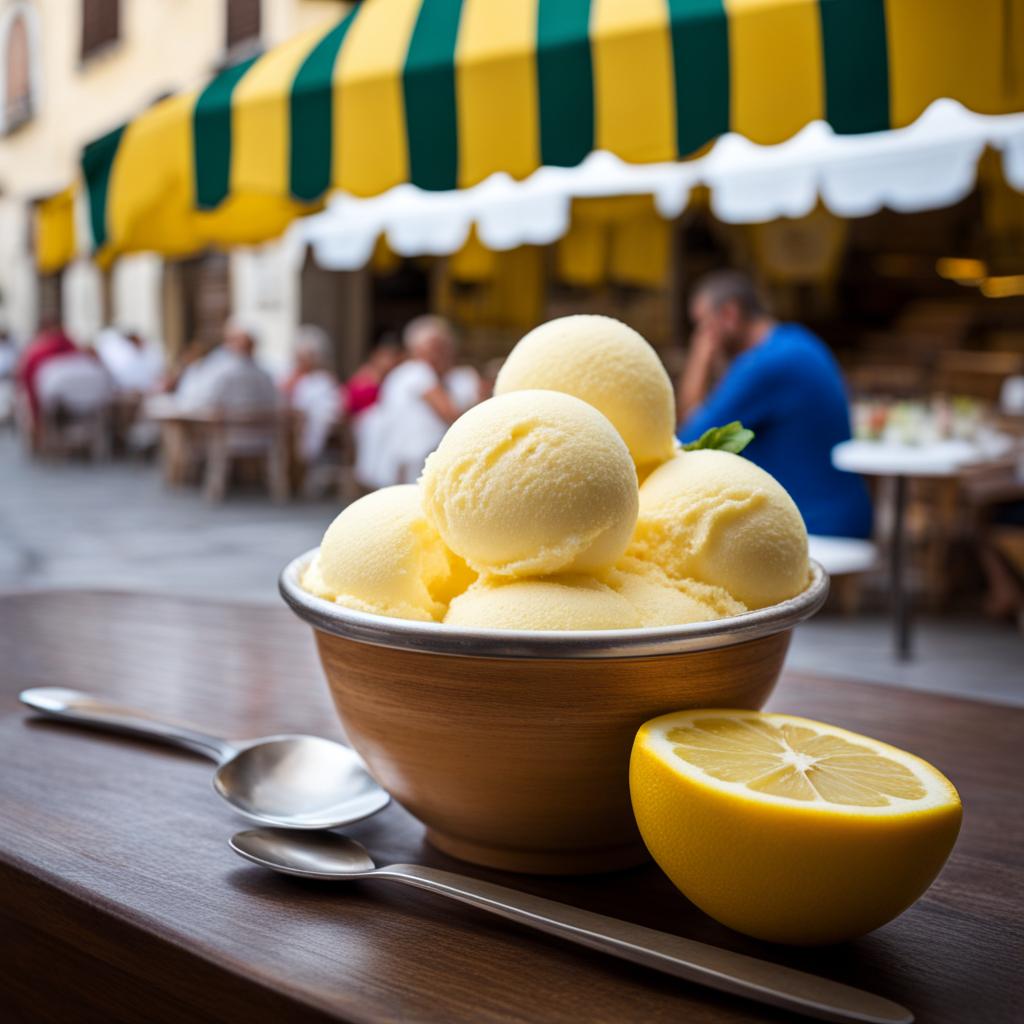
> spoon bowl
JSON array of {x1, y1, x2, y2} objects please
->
[
  {"x1": 214, "y1": 736, "x2": 389, "y2": 830},
  {"x1": 231, "y1": 827, "x2": 377, "y2": 877}
]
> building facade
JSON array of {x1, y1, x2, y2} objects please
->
[{"x1": 0, "y1": 0, "x2": 344, "y2": 370}]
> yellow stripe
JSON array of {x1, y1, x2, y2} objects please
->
[
  {"x1": 106, "y1": 87, "x2": 316, "y2": 260},
  {"x1": 591, "y1": 0, "x2": 675, "y2": 163},
  {"x1": 724, "y1": 0, "x2": 824, "y2": 144},
  {"x1": 107, "y1": 93, "x2": 201, "y2": 256},
  {"x1": 35, "y1": 185, "x2": 77, "y2": 273},
  {"x1": 231, "y1": 24, "x2": 328, "y2": 197},
  {"x1": 887, "y1": 0, "x2": 1024, "y2": 126},
  {"x1": 334, "y1": 0, "x2": 421, "y2": 197},
  {"x1": 455, "y1": 0, "x2": 539, "y2": 187}
]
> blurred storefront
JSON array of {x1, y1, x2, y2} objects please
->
[
  {"x1": 4, "y1": 0, "x2": 1024, "y2": 387},
  {"x1": 0, "y1": 0, "x2": 344, "y2": 364}
]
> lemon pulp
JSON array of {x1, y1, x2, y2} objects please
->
[{"x1": 667, "y1": 716, "x2": 927, "y2": 806}]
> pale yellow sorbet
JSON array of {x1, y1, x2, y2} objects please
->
[
  {"x1": 421, "y1": 390, "x2": 639, "y2": 578},
  {"x1": 494, "y1": 315, "x2": 677, "y2": 470},
  {"x1": 601, "y1": 557, "x2": 748, "y2": 626},
  {"x1": 445, "y1": 575, "x2": 641, "y2": 631},
  {"x1": 302, "y1": 485, "x2": 474, "y2": 621},
  {"x1": 629, "y1": 450, "x2": 809, "y2": 610}
]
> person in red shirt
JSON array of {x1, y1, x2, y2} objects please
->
[
  {"x1": 344, "y1": 337, "x2": 403, "y2": 417},
  {"x1": 17, "y1": 324, "x2": 76, "y2": 422}
]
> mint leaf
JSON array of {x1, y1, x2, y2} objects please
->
[{"x1": 682, "y1": 421, "x2": 754, "y2": 455}]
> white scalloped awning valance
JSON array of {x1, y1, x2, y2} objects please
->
[{"x1": 294, "y1": 100, "x2": 1024, "y2": 272}]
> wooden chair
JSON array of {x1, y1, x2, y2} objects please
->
[
  {"x1": 36, "y1": 401, "x2": 112, "y2": 461},
  {"x1": 991, "y1": 528, "x2": 1024, "y2": 630},
  {"x1": 334, "y1": 418, "x2": 363, "y2": 502},
  {"x1": 959, "y1": 452, "x2": 1024, "y2": 629},
  {"x1": 202, "y1": 409, "x2": 293, "y2": 503},
  {"x1": 145, "y1": 397, "x2": 206, "y2": 487},
  {"x1": 934, "y1": 350, "x2": 1024, "y2": 403}
]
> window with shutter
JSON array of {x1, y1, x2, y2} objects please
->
[
  {"x1": 4, "y1": 12, "x2": 32, "y2": 131},
  {"x1": 226, "y1": 0, "x2": 261, "y2": 52},
  {"x1": 81, "y1": 0, "x2": 120, "y2": 61}
]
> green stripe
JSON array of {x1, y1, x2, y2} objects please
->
[
  {"x1": 537, "y1": 0, "x2": 593, "y2": 168},
  {"x1": 668, "y1": 0, "x2": 729, "y2": 158},
  {"x1": 289, "y1": 11, "x2": 360, "y2": 203},
  {"x1": 81, "y1": 124, "x2": 126, "y2": 249},
  {"x1": 819, "y1": 0, "x2": 889, "y2": 133},
  {"x1": 193, "y1": 55, "x2": 259, "y2": 210},
  {"x1": 403, "y1": 0, "x2": 463, "y2": 191}
]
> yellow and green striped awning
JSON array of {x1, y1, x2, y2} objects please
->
[
  {"x1": 81, "y1": 0, "x2": 1024, "y2": 262},
  {"x1": 35, "y1": 186, "x2": 77, "y2": 274}
]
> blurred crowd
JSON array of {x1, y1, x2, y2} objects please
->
[{"x1": 0, "y1": 312, "x2": 493, "y2": 492}]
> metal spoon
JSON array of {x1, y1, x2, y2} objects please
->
[
  {"x1": 20, "y1": 687, "x2": 389, "y2": 829},
  {"x1": 230, "y1": 829, "x2": 913, "y2": 1024}
]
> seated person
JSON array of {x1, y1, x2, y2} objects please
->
[
  {"x1": 16, "y1": 325, "x2": 76, "y2": 424},
  {"x1": 344, "y1": 337, "x2": 404, "y2": 417},
  {"x1": 445, "y1": 363, "x2": 484, "y2": 414},
  {"x1": 677, "y1": 271, "x2": 872, "y2": 539},
  {"x1": 175, "y1": 320, "x2": 279, "y2": 463},
  {"x1": 35, "y1": 349, "x2": 114, "y2": 418},
  {"x1": 286, "y1": 325, "x2": 341, "y2": 463},
  {"x1": 177, "y1": 319, "x2": 277, "y2": 415},
  {"x1": 95, "y1": 327, "x2": 163, "y2": 395},
  {"x1": 355, "y1": 316, "x2": 463, "y2": 489}
]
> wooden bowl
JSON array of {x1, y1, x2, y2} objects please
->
[{"x1": 281, "y1": 553, "x2": 828, "y2": 875}]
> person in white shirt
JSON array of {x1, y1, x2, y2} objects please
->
[
  {"x1": 356, "y1": 315, "x2": 465, "y2": 488},
  {"x1": 287, "y1": 325, "x2": 341, "y2": 463},
  {"x1": 445, "y1": 363, "x2": 483, "y2": 414},
  {"x1": 35, "y1": 350, "x2": 114, "y2": 417},
  {"x1": 95, "y1": 327, "x2": 163, "y2": 394},
  {"x1": 177, "y1": 320, "x2": 278, "y2": 414}
]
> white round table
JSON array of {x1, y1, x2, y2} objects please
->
[{"x1": 832, "y1": 435, "x2": 1015, "y2": 660}]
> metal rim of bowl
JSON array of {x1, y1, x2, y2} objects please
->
[{"x1": 280, "y1": 549, "x2": 830, "y2": 660}]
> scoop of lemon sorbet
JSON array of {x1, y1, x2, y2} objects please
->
[
  {"x1": 628, "y1": 450, "x2": 809, "y2": 610},
  {"x1": 445, "y1": 575, "x2": 641, "y2": 631},
  {"x1": 421, "y1": 390, "x2": 638, "y2": 578},
  {"x1": 302, "y1": 484, "x2": 473, "y2": 621},
  {"x1": 601, "y1": 557, "x2": 748, "y2": 626},
  {"x1": 494, "y1": 314, "x2": 677, "y2": 472}
]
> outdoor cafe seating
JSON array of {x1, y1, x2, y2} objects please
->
[{"x1": 146, "y1": 397, "x2": 293, "y2": 502}]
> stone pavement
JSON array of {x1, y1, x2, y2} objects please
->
[
  {"x1": 2, "y1": 432, "x2": 1021, "y2": 706},
  {"x1": 0, "y1": 432, "x2": 336, "y2": 600}
]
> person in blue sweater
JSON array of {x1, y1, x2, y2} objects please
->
[{"x1": 677, "y1": 271, "x2": 872, "y2": 539}]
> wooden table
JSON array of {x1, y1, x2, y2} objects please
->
[
  {"x1": 144, "y1": 398, "x2": 294, "y2": 501},
  {"x1": 1, "y1": 591, "x2": 1020, "y2": 1024}
]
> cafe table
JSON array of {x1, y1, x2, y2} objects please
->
[
  {"x1": 832, "y1": 435, "x2": 1015, "y2": 660},
  {"x1": 1, "y1": 590, "x2": 1020, "y2": 1023},
  {"x1": 144, "y1": 396, "x2": 294, "y2": 502}
]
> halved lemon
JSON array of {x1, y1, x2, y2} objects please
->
[{"x1": 630, "y1": 709, "x2": 962, "y2": 945}]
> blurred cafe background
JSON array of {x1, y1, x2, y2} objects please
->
[{"x1": 1, "y1": 0, "x2": 1023, "y2": 702}]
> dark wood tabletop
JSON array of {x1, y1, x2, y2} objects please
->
[{"x1": 1, "y1": 590, "x2": 1021, "y2": 1024}]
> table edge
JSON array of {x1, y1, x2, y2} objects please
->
[{"x1": 1, "y1": 588, "x2": 1020, "y2": 715}]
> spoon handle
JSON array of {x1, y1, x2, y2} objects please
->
[
  {"x1": 20, "y1": 687, "x2": 236, "y2": 763},
  {"x1": 376, "y1": 865, "x2": 911, "y2": 1024}
]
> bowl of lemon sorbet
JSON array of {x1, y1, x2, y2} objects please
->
[{"x1": 281, "y1": 316, "x2": 828, "y2": 875}]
